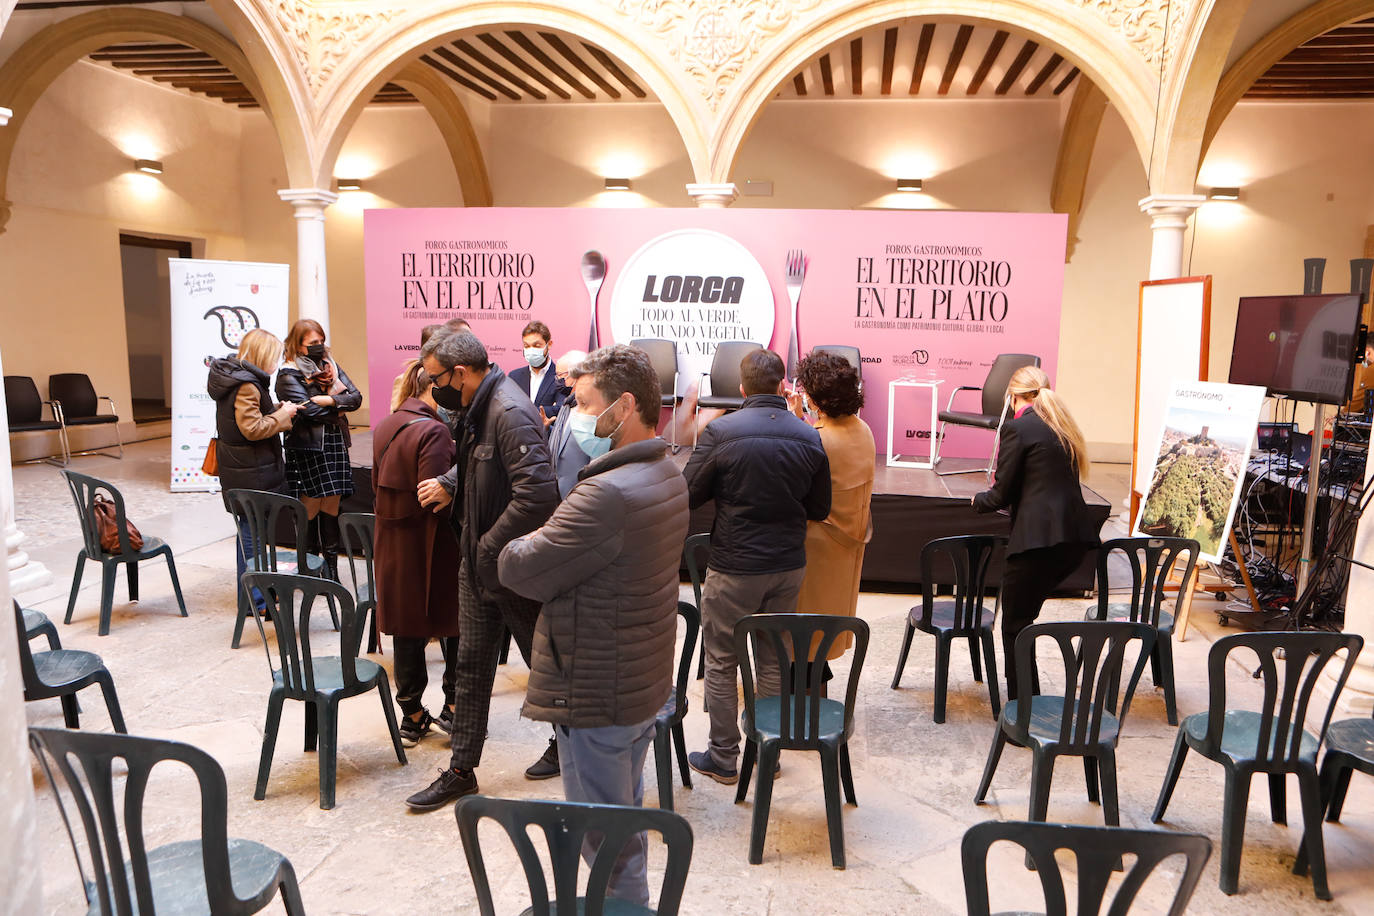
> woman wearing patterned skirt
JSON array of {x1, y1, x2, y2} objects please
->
[{"x1": 276, "y1": 319, "x2": 362, "y2": 578}]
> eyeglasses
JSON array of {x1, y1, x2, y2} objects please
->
[{"x1": 432, "y1": 366, "x2": 457, "y2": 389}]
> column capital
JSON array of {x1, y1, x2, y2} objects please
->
[
  {"x1": 278, "y1": 187, "x2": 338, "y2": 218},
  {"x1": 0, "y1": 107, "x2": 11, "y2": 127},
  {"x1": 1138, "y1": 193, "x2": 1206, "y2": 226},
  {"x1": 686, "y1": 182, "x2": 738, "y2": 208}
]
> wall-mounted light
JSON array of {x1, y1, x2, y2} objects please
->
[
  {"x1": 134, "y1": 159, "x2": 163, "y2": 175},
  {"x1": 1208, "y1": 186, "x2": 1241, "y2": 201},
  {"x1": 896, "y1": 178, "x2": 923, "y2": 192},
  {"x1": 604, "y1": 177, "x2": 632, "y2": 191},
  {"x1": 336, "y1": 178, "x2": 364, "y2": 191}
]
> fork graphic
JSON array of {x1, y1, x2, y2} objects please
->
[{"x1": 785, "y1": 248, "x2": 806, "y2": 379}]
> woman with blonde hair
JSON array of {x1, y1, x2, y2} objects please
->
[
  {"x1": 973, "y1": 365, "x2": 1100, "y2": 701},
  {"x1": 206, "y1": 328, "x2": 299, "y2": 605}
]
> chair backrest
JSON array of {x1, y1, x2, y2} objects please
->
[
  {"x1": 4, "y1": 375, "x2": 44, "y2": 424},
  {"x1": 631, "y1": 338, "x2": 679, "y2": 399},
  {"x1": 1094, "y1": 537, "x2": 1199, "y2": 629},
  {"x1": 1011, "y1": 621, "x2": 1156, "y2": 751},
  {"x1": 29, "y1": 726, "x2": 250, "y2": 916},
  {"x1": 672, "y1": 601, "x2": 700, "y2": 720},
  {"x1": 49, "y1": 372, "x2": 99, "y2": 419},
  {"x1": 1199, "y1": 631, "x2": 1364, "y2": 767},
  {"x1": 337, "y1": 512, "x2": 376, "y2": 608},
  {"x1": 225, "y1": 489, "x2": 310, "y2": 574},
  {"x1": 918, "y1": 535, "x2": 1006, "y2": 632},
  {"x1": 735, "y1": 613, "x2": 870, "y2": 747},
  {"x1": 241, "y1": 572, "x2": 361, "y2": 696},
  {"x1": 810, "y1": 345, "x2": 862, "y2": 376},
  {"x1": 683, "y1": 533, "x2": 710, "y2": 611},
  {"x1": 455, "y1": 795, "x2": 693, "y2": 916},
  {"x1": 61, "y1": 469, "x2": 131, "y2": 557},
  {"x1": 979, "y1": 354, "x2": 1041, "y2": 417},
  {"x1": 12, "y1": 600, "x2": 42, "y2": 694},
  {"x1": 961, "y1": 819, "x2": 1212, "y2": 916},
  {"x1": 706, "y1": 341, "x2": 762, "y2": 398}
]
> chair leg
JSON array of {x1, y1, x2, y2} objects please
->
[
  {"x1": 126, "y1": 560, "x2": 139, "y2": 602},
  {"x1": 97, "y1": 561, "x2": 118, "y2": 636},
  {"x1": 1324, "y1": 760, "x2": 1353, "y2": 823},
  {"x1": 1083, "y1": 755, "x2": 1100, "y2": 805},
  {"x1": 1149, "y1": 640, "x2": 1162, "y2": 688},
  {"x1": 968, "y1": 634, "x2": 983, "y2": 682},
  {"x1": 974, "y1": 727, "x2": 1007, "y2": 804},
  {"x1": 1295, "y1": 768, "x2": 1333, "y2": 899},
  {"x1": 818, "y1": 744, "x2": 846, "y2": 869},
  {"x1": 695, "y1": 639, "x2": 705, "y2": 681},
  {"x1": 1151, "y1": 729, "x2": 1190, "y2": 822},
  {"x1": 839, "y1": 743, "x2": 857, "y2": 806},
  {"x1": 890, "y1": 622, "x2": 916, "y2": 690},
  {"x1": 747, "y1": 742, "x2": 781, "y2": 866},
  {"x1": 1219, "y1": 767, "x2": 1255, "y2": 895},
  {"x1": 498, "y1": 628, "x2": 511, "y2": 665},
  {"x1": 980, "y1": 630, "x2": 1001, "y2": 720},
  {"x1": 1268, "y1": 773, "x2": 1287, "y2": 825},
  {"x1": 654, "y1": 724, "x2": 674, "y2": 812},
  {"x1": 64, "y1": 552, "x2": 87, "y2": 624},
  {"x1": 735, "y1": 739, "x2": 758, "y2": 804},
  {"x1": 1027, "y1": 749, "x2": 1055, "y2": 824},
  {"x1": 1099, "y1": 747, "x2": 1119, "y2": 826},
  {"x1": 60, "y1": 693, "x2": 80, "y2": 729},
  {"x1": 672, "y1": 721, "x2": 692, "y2": 789},
  {"x1": 325, "y1": 593, "x2": 340, "y2": 632},
  {"x1": 933, "y1": 633, "x2": 952, "y2": 724},
  {"x1": 231, "y1": 589, "x2": 251, "y2": 650},
  {"x1": 317, "y1": 701, "x2": 338, "y2": 810},
  {"x1": 1156, "y1": 635, "x2": 1178, "y2": 727},
  {"x1": 163, "y1": 549, "x2": 188, "y2": 617},
  {"x1": 95, "y1": 673, "x2": 126, "y2": 733},
  {"x1": 304, "y1": 701, "x2": 318, "y2": 752},
  {"x1": 255, "y1": 690, "x2": 285, "y2": 800},
  {"x1": 278, "y1": 865, "x2": 306, "y2": 916},
  {"x1": 375, "y1": 676, "x2": 407, "y2": 765}
]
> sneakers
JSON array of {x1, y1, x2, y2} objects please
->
[
  {"x1": 405, "y1": 767, "x2": 477, "y2": 812},
  {"x1": 398, "y1": 710, "x2": 433, "y2": 748},
  {"x1": 524, "y1": 737, "x2": 560, "y2": 780},
  {"x1": 688, "y1": 750, "x2": 739, "y2": 785},
  {"x1": 434, "y1": 706, "x2": 455, "y2": 736}
]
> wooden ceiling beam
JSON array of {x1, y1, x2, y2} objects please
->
[
  {"x1": 1052, "y1": 66, "x2": 1081, "y2": 96},
  {"x1": 505, "y1": 31, "x2": 594, "y2": 99},
  {"x1": 967, "y1": 29, "x2": 1008, "y2": 95},
  {"x1": 996, "y1": 39, "x2": 1038, "y2": 94},
  {"x1": 476, "y1": 33, "x2": 571, "y2": 100},
  {"x1": 420, "y1": 53, "x2": 499, "y2": 101},
  {"x1": 792, "y1": 72, "x2": 807, "y2": 96},
  {"x1": 880, "y1": 26, "x2": 897, "y2": 95},
  {"x1": 433, "y1": 45, "x2": 520, "y2": 100},
  {"x1": 583, "y1": 43, "x2": 646, "y2": 98},
  {"x1": 1266, "y1": 62, "x2": 1374, "y2": 76},
  {"x1": 1025, "y1": 52, "x2": 1064, "y2": 94},
  {"x1": 453, "y1": 38, "x2": 546, "y2": 100},
  {"x1": 939, "y1": 24, "x2": 974, "y2": 95},
  {"x1": 908, "y1": 23, "x2": 934, "y2": 94},
  {"x1": 538, "y1": 32, "x2": 620, "y2": 99},
  {"x1": 92, "y1": 51, "x2": 212, "y2": 61},
  {"x1": 97, "y1": 43, "x2": 193, "y2": 53},
  {"x1": 850, "y1": 37, "x2": 863, "y2": 95},
  {"x1": 131, "y1": 67, "x2": 231, "y2": 77},
  {"x1": 819, "y1": 53, "x2": 834, "y2": 95}
]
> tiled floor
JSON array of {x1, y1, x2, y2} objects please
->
[{"x1": 13, "y1": 439, "x2": 1374, "y2": 914}]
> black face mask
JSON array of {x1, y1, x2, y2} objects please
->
[
  {"x1": 432, "y1": 381, "x2": 464, "y2": 411},
  {"x1": 305, "y1": 343, "x2": 326, "y2": 362}
]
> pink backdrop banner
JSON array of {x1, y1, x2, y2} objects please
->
[{"x1": 364, "y1": 207, "x2": 1067, "y2": 457}]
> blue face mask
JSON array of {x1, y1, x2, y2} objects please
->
[
  {"x1": 568, "y1": 399, "x2": 622, "y2": 458},
  {"x1": 524, "y1": 347, "x2": 548, "y2": 369}
]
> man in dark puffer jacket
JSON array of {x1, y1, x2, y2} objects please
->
[
  {"x1": 683, "y1": 347, "x2": 830, "y2": 784},
  {"x1": 498, "y1": 344, "x2": 689, "y2": 906}
]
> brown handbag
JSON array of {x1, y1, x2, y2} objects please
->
[
  {"x1": 91, "y1": 493, "x2": 143, "y2": 554},
  {"x1": 202, "y1": 438, "x2": 219, "y2": 476}
]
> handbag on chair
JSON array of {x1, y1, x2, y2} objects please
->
[{"x1": 92, "y1": 494, "x2": 143, "y2": 553}]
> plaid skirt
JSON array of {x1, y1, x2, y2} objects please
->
[{"x1": 285, "y1": 424, "x2": 354, "y2": 498}]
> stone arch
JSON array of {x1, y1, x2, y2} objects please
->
[
  {"x1": 713, "y1": 0, "x2": 1160, "y2": 183},
  {"x1": 0, "y1": 7, "x2": 313, "y2": 231},
  {"x1": 391, "y1": 62, "x2": 492, "y2": 207},
  {"x1": 1051, "y1": 80, "x2": 1110, "y2": 263},
  {"x1": 314, "y1": 5, "x2": 709, "y2": 193},
  {"x1": 1202, "y1": 0, "x2": 1373, "y2": 167}
]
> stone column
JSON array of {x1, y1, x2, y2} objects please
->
[
  {"x1": 278, "y1": 188, "x2": 338, "y2": 337},
  {"x1": 686, "y1": 182, "x2": 739, "y2": 209},
  {"x1": 1138, "y1": 194, "x2": 1205, "y2": 280},
  {"x1": 0, "y1": 347, "x2": 51, "y2": 596}
]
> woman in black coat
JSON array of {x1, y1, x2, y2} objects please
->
[
  {"x1": 973, "y1": 365, "x2": 1100, "y2": 700},
  {"x1": 276, "y1": 319, "x2": 362, "y2": 578}
]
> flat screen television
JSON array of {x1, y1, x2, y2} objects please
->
[{"x1": 1227, "y1": 293, "x2": 1362, "y2": 405}]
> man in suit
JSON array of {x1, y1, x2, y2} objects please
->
[
  {"x1": 508, "y1": 320, "x2": 566, "y2": 421},
  {"x1": 548, "y1": 349, "x2": 590, "y2": 499}
]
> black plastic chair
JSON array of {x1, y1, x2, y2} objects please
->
[
  {"x1": 935, "y1": 352, "x2": 1040, "y2": 476},
  {"x1": 810, "y1": 345, "x2": 862, "y2": 387},
  {"x1": 15, "y1": 599, "x2": 125, "y2": 731},
  {"x1": 29, "y1": 727, "x2": 305, "y2": 915},
  {"x1": 891, "y1": 534, "x2": 1005, "y2": 722},
  {"x1": 684, "y1": 532, "x2": 709, "y2": 680},
  {"x1": 961, "y1": 819, "x2": 1212, "y2": 916},
  {"x1": 456, "y1": 794, "x2": 693, "y2": 916},
  {"x1": 61, "y1": 469, "x2": 187, "y2": 636},
  {"x1": 975, "y1": 621, "x2": 1155, "y2": 832},
  {"x1": 244, "y1": 572, "x2": 406, "y2": 810},
  {"x1": 22, "y1": 602, "x2": 61, "y2": 650},
  {"x1": 338, "y1": 511, "x2": 380, "y2": 655},
  {"x1": 632, "y1": 337, "x2": 680, "y2": 449},
  {"x1": 1152, "y1": 630, "x2": 1363, "y2": 899},
  {"x1": 226, "y1": 488, "x2": 336, "y2": 649},
  {"x1": 734, "y1": 613, "x2": 870, "y2": 868},
  {"x1": 5, "y1": 374, "x2": 69, "y2": 464},
  {"x1": 49, "y1": 372, "x2": 123, "y2": 459},
  {"x1": 695, "y1": 341, "x2": 761, "y2": 442},
  {"x1": 1292, "y1": 705, "x2": 1374, "y2": 886},
  {"x1": 655, "y1": 601, "x2": 700, "y2": 812},
  {"x1": 1085, "y1": 537, "x2": 1199, "y2": 726}
]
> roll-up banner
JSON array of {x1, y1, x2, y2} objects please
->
[
  {"x1": 363, "y1": 209, "x2": 1067, "y2": 457},
  {"x1": 169, "y1": 258, "x2": 289, "y2": 492}
]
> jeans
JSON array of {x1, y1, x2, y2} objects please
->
[
  {"x1": 557, "y1": 719, "x2": 657, "y2": 907},
  {"x1": 235, "y1": 518, "x2": 264, "y2": 609}
]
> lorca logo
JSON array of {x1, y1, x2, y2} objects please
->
[{"x1": 642, "y1": 275, "x2": 743, "y2": 304}]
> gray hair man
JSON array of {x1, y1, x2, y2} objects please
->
[
  {"x1": 498, "y1": 344, "x2": 690, "y2": 906},
  {"x1": 548, "y1": 348, "x2": 590, "y2": 499}
]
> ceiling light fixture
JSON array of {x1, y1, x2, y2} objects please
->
[
  {"x1": 896, "y1": 178, "x2": 923, "y2": 192},
  {"x1": 134, "y1": 159, "x2": 164, "y2": 175},
  {"x1": 604, "y1": 177, "x2": 632, "y2": 191},
  {"x1": 1208, "y1": 186, "x2": 1241, "y2": 201},
  {"x1": 336, "y1": 178, "x2": 364, "y2": 191}
]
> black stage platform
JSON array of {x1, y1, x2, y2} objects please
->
[{"x1": 343, "y1": 452, "x2": 1111, "y2": 592}]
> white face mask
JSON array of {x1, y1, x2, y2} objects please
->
[{"x1": 524, "y1": 347, "x2": 548, "y2": 369}]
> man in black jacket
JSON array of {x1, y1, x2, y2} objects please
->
[
  {"x1": 683, "y1": 347, "x2": 831, "y2": 784},
  {"x1": 406, "y1": 331, "x2": 560, "y2": 810}
]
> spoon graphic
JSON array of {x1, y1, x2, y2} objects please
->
[{"x1": 582, "y1": 250, "x2": 606, "y2": 350}]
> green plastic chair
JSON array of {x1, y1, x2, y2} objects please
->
[
  {"x1": 684, "y1": 532, "x2": 709, "y2": 680},
  {"x1": 655, "y1": 601, "x2": 700, "y2": 811},
  {"x1": 14, "y1": 599, "x2": 124, "y2": 732}
]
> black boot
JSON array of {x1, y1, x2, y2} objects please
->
[{"x1": 317, "y1": 512, "x2": 341, "y2": 582}]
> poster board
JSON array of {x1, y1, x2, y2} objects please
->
[
  {"x1": 168, "y1": 259, "x2": 289, "y2": 491},
  {"x1": 1132, "y1": 277, "x2": 1211, "y2": 523},
  {"x1": 1134, "y1": 381, "x2": 1267, "y2": 564}
]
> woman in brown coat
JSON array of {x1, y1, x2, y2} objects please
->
[
  {"x1": 374, "y1": 362, "x2": 461, "y2": 746},
  {"x1": 790, "y1": 352, "x2": 876, "y2": 663}
]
